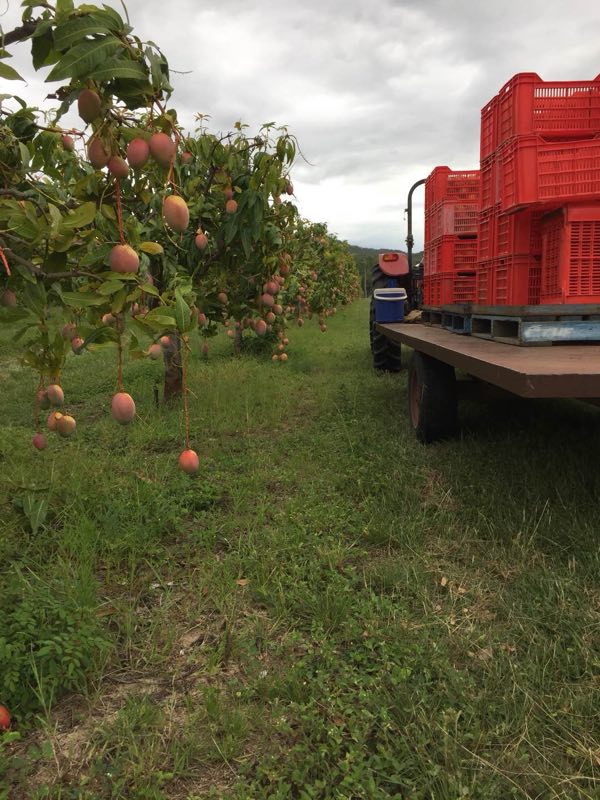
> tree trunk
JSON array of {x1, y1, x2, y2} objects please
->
[
  {"x1": 162, "y1": 335, "x2": 182, "y2": 402},
  {"x1": 234, "y1": 327, "x2": 243, "y2": 356}
]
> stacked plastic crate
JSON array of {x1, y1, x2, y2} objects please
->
[
  {"x1": 478, "y1": 72, "x2": 600, "y2": 305},
  {"x1": 423, "y1": 166, "x2": 480, "y2": 306}
]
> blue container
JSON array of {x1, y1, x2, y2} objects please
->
[{"x1": 373, "y1": 288, "x2": 407, "y2": 323}]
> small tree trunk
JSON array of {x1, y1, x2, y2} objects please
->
[
  {"x1": 163, "y1": 335, "x2": 182, "y2": 402},
  {"x1": 234, "y1": 327, "x2": 243, "y2": 356}
]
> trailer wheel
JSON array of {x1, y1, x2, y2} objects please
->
[
  {"x1": 407, "y1": 351, "x2": 457, "y2": 443},
  {"x1": 370, "y1": 265, "x2": 402, "y2": 372}
]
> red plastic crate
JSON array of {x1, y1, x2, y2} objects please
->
[
  {"x1": 425, "y1": 235, "x2": 478, "y2": 275},
  {"x1": 480, "y1": 152, "x2": 501, "y2": 210},
  {"x1": 477, "y1": 207, "x2": 496, "y2": 261},
  {"x1": 425, "y1": 166, "x2": 480, "y2": 208},
  {"x1": 476, "y1": 264, "x2": 493, "y2": 305},
  {"x1": 453, "y1": 271, "x2": 478, "y2": 303},
  {"x1": 500, "y1": 135, "x2": 600, "y2": 211},
  {"x1": 425, "y1": 201, "x2": 479, "y2": 242},
  {"x1": 540, "y1": 204, "x2": 600, "y2": 303},
  {"x1": 491, "y1": 255, "x2": 542, "y2": 305},
  {"x1": 423, "y1": 274, "x2": 448, "y2": 305},
  {"x1": 495, "y1": 208, "x2": 543, "y2": 256},
  {"x1": 423, "y1": 271, "x2": 477, "y2": 306},
  {"x1": 497, "y1": 72, "x2": 600, "y2": 148},
  {"x1": 480, "y1": 96, "x2": 498, "y2": 161}
]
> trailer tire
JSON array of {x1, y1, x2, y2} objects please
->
[
  {"x1": 407, "y1": 351, "x2": 457, "y2": 443},
  {"x1": 370, "y1": 265, "x2": 402, "y2": 372}
]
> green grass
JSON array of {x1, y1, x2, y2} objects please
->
[{"x1": 1, "y1": 299, "x2": 599, "y2": 799}]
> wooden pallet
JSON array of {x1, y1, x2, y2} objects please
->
[
  {"x1": 421, "y1": 304, "x2": 600, "y2": 345},
  {"x1": 421, "y1": 308, "x2": 471, "y2": 334}
]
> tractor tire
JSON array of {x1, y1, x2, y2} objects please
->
[
  {"x1": 370, "y1": 265, "x2": 402, "y2": 372},
  {"x1": 407, "y1": 351, "x2": 457, "y2": 443}
]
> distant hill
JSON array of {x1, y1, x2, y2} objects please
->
[{"x1": 348, "y1": 245, "x2": 424, "y2": 295}]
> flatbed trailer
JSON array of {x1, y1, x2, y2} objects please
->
[{"x1": 376, "y1": 321, "x2": 600, "y2": 442}]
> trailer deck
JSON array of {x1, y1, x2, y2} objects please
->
[{"x1": 376, "y1": 322, "x2": 600, "y2": 398}]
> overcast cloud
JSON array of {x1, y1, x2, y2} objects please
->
[{"x1": 2, "y1": 0, "x2": 600, "y2": 249}]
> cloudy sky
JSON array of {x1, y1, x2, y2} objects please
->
[{"x1": 1, "y1": 0, "x2": 600, "y2": 249}]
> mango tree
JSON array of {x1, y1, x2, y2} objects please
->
[{"x1": 0, "y1": 0, "x2": 300, "y2": 470}]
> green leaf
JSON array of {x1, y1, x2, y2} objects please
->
[
  {"x1": 97, "y1": 280, "x2": 125, "y2": 296},
  {"x1": 18, "y1": 142, "x2": 31, "y2": 169},
  {"x1": 174, "y1": 289, "x2": 191, "y2": 333},
  {"x1": 82, "y1": 325, "x2": 118, "y2": 347},
  {"x1": 0, "y1": 307, "x2": 35, "y2": 323},
  {"x1": 56, "y1": 0, "x2": 75, "y2": 18},
  {"x1": 98, "y1": 5, "x2": 126, "y2": 31},
  {"x1": 31, "y1": 31, "x2": 54, "y2": 70},
  {"x1": 21, "y1": 281, "x2": 46, "y2": 317},
  {"x1": 61, "y1": 291, "x2": 106, "y2": 307},
  {"x1": 47, "y1": 204, "x2": 63, "y2": 238},
  {"x1": 111, "y1": 287, "x2": 128, "y2": 314},
  {"x1": 88, "y1": 57, "x2": 147, "y2": 82},
  {"x1": 44, "y1": 250, "x2": 67, "y2": 271},
  {"x1": 60, "y1": 201, "x2": 97, "y2": 229},
  {"x1": 139, "y1": 308, "x2": 176, "y2": 331},
  {"x1": 140, "y1": 283, "x2": 159, "y2": 296},
  {"x1": 45, "y1": 37, "x2": 122, "y2": 82},
  {"x1": 139, "y1": 241, "x2": 163, "y2": 255},
  {"x1": 0, "y1": 62, "x2": 24, "y2": 81},
  {"x1": 80, "y1": 243, "x2": 112, "y2": 267},
  {"x1": 53, "y1": 16, "x2": 111, "y2": 51},
  {"x1": 241, "y1": 227, "x2": 252, "y2": 259}
]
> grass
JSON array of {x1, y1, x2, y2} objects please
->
[{"x1": 1, "y1": 299, "x2": 599, "y2": 799}]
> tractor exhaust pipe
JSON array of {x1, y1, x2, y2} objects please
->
[{"x1": 405, "y1": 178, "x2": 426, "y2": 307}]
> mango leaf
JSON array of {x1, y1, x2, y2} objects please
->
[
  {"x1": 140, "y1": 241, "x2": 164, "y2": 255},
  {"x1": 174, "y1": 288, "x2": 191, "y2": 333},
  {"x1": 97, "y1": 280, "x2": 125, "y2": 296},
  {"x1": 111, "y1": 287, "x2": 128, "y2": 314},
  {"x1": 96, "y1": 5, "x2": 126, "y2": 32},
  {"x1": 47, "y1": 204, "x2": 63, "y2": 237},
  {"x1": 0, "y1": 307, "x2": 35, "y2": 323},
  {"x1": 241, "y1": 227, "x2": 252, "y2": 259},
  {"x1": 80, "y1": 243, "x2": 112, "y2": 267},
  {"x1": 13, "y1": 261, "x2": 37, "y2": 283},
  {"x1": 61, "y1": 201, "x2": 97, "y2": 229},
  {"x1": 0, "y1": 62, "x2": 24, "y2": 81},
  {"x1": 21, "y1": 281, "x2": 46, "y2": 317},
  {"x1": 129, "y1": 317, "x2": 153, "y2": 341},
  {"x1": 61, "y1": 291, "x2": 106, "y2": 307},
  {"x1": 13, "y1": 322, "x2": 39, "y2": 342},
  {"x1": 140, "y1": 282, "x2": 159, "y2": 296},
  {"x1": 19, "y1": 142, "x2": 31, "y2": 169},
  {"x1": 138, "y1": 308, "x2": 176, "y2": 331},
  {"x1": 31, "y1": 19, "x2": 54, "y2": 37},
  {"x1": 82, "y1": 325, "x2": 118, "y2": 347},
  {"x1": 45, "y1": 37, "x2": 122, "y2": 82},
  {"x1": 88, "y1": 58, "x2": 147, "y2": 82},
  {"x1": 56, "y1": 0, "x2": 75, "y2": 17},
  {"x1": 31, "y1": 31, "x2": 54, "y2": 70},
  {"x1": 53, "y1": 16, "x2": 111, "y2": 51}
]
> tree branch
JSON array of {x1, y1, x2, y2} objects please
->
[
  {"x1": 0, "y1": 240, "x2": 98, "y2": 281},
  {"x1": 0, "y1": 188, "x2": 36, "y2": 200},
  {"x1": 2, "y1": 21, "x2": 39, "y2": 47}
]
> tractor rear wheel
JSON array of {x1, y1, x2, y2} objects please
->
[
  {"x1": 407, "y1": 351, "x2": 457, "y2": 443},
  {"x1": 370, "y1": 265, "x2": 402, "y2": 372}
]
